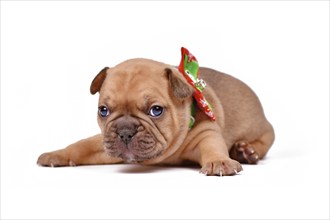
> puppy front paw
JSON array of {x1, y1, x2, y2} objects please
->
[
  {"x1": 37, "y1": 151, "x2": 75, "y2": 167},
  {"x1": 200, "y1": 159, "x2": 242, "y2": 176}
]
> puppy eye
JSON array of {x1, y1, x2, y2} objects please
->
[
  {"x1": 98, "y1": 106, "x2": 110, "y2": 118},
  {"x1": 148, "y1": 105, "x2": 164, "y2": 117}
]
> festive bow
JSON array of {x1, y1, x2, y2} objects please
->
[{"x1": 178, "y1": 47, "x2": 216, "y2": 121}]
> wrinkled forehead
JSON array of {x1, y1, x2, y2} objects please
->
[{"x1": 99, "y1": 61, "x2": 170, "y2": 105}]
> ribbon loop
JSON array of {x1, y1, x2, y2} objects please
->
[{"x1": 178, "y1": 47, "x2": 216, "y2": 121}]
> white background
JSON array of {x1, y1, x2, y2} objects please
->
[{"x1": 1, "y1": 1, "x2": 329, "y2": 219}]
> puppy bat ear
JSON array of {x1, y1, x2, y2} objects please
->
[
  {"x1": 165, "y1": 67, "x2": 194, "y2": 99},
  {"x1": 90, "y1": 67, "x2": 109, "y2": 95}
]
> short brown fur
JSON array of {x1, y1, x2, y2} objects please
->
[{"x1": 37, "y1": 58, "x2": 274, "y2": 176}]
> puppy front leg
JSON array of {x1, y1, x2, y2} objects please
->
[
  {"x1": 37, "y1": 134, "x2": 122, "y2": 167},
  {"x1": 184, "y1": 130, "x2": 242, "y2": 176},
  {"x1": 199, "y1": 137, "x2": 243, "y2": 176}
]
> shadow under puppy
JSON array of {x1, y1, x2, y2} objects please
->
[{"x1": 37, "y1": 57, "x2": 275, "y2": 176}]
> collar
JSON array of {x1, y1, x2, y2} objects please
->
[{"x1": 178, "y1": 47, "x2": 216, "y2": 128}]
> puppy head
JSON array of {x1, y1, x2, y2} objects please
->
[{"x1": 90, "y1": 59, "x2": 194, "y2": 163}]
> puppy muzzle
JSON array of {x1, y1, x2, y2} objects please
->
[{"x1": 103, "y1": 116, "x2": 162, "y2": 163}]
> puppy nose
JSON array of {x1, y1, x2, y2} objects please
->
[{"x1": 118, "y1": 129, "x2": 136, "y2": 145}]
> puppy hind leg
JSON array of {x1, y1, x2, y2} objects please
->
[{"x1": 230, "y1": 127, "x2": 275, "y2": 164}]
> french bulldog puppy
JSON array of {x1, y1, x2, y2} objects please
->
[{"x1": 37, "y1": 58, "x2": 274, "y2": 176}]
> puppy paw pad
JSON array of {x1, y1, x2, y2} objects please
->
[{"x1": 230, "y1": 141, "x2": 259, "y2": 164}]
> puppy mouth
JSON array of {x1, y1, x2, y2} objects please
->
[
  {"x1": 118, "y1": 151, "x2": 139, "y2": 164},
  {"x1": 105, "y1": 147, "x2": 161, "y2": 164},
  {"x1": 103, "y1": 135, "x2": 164, "y2": 163}
]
